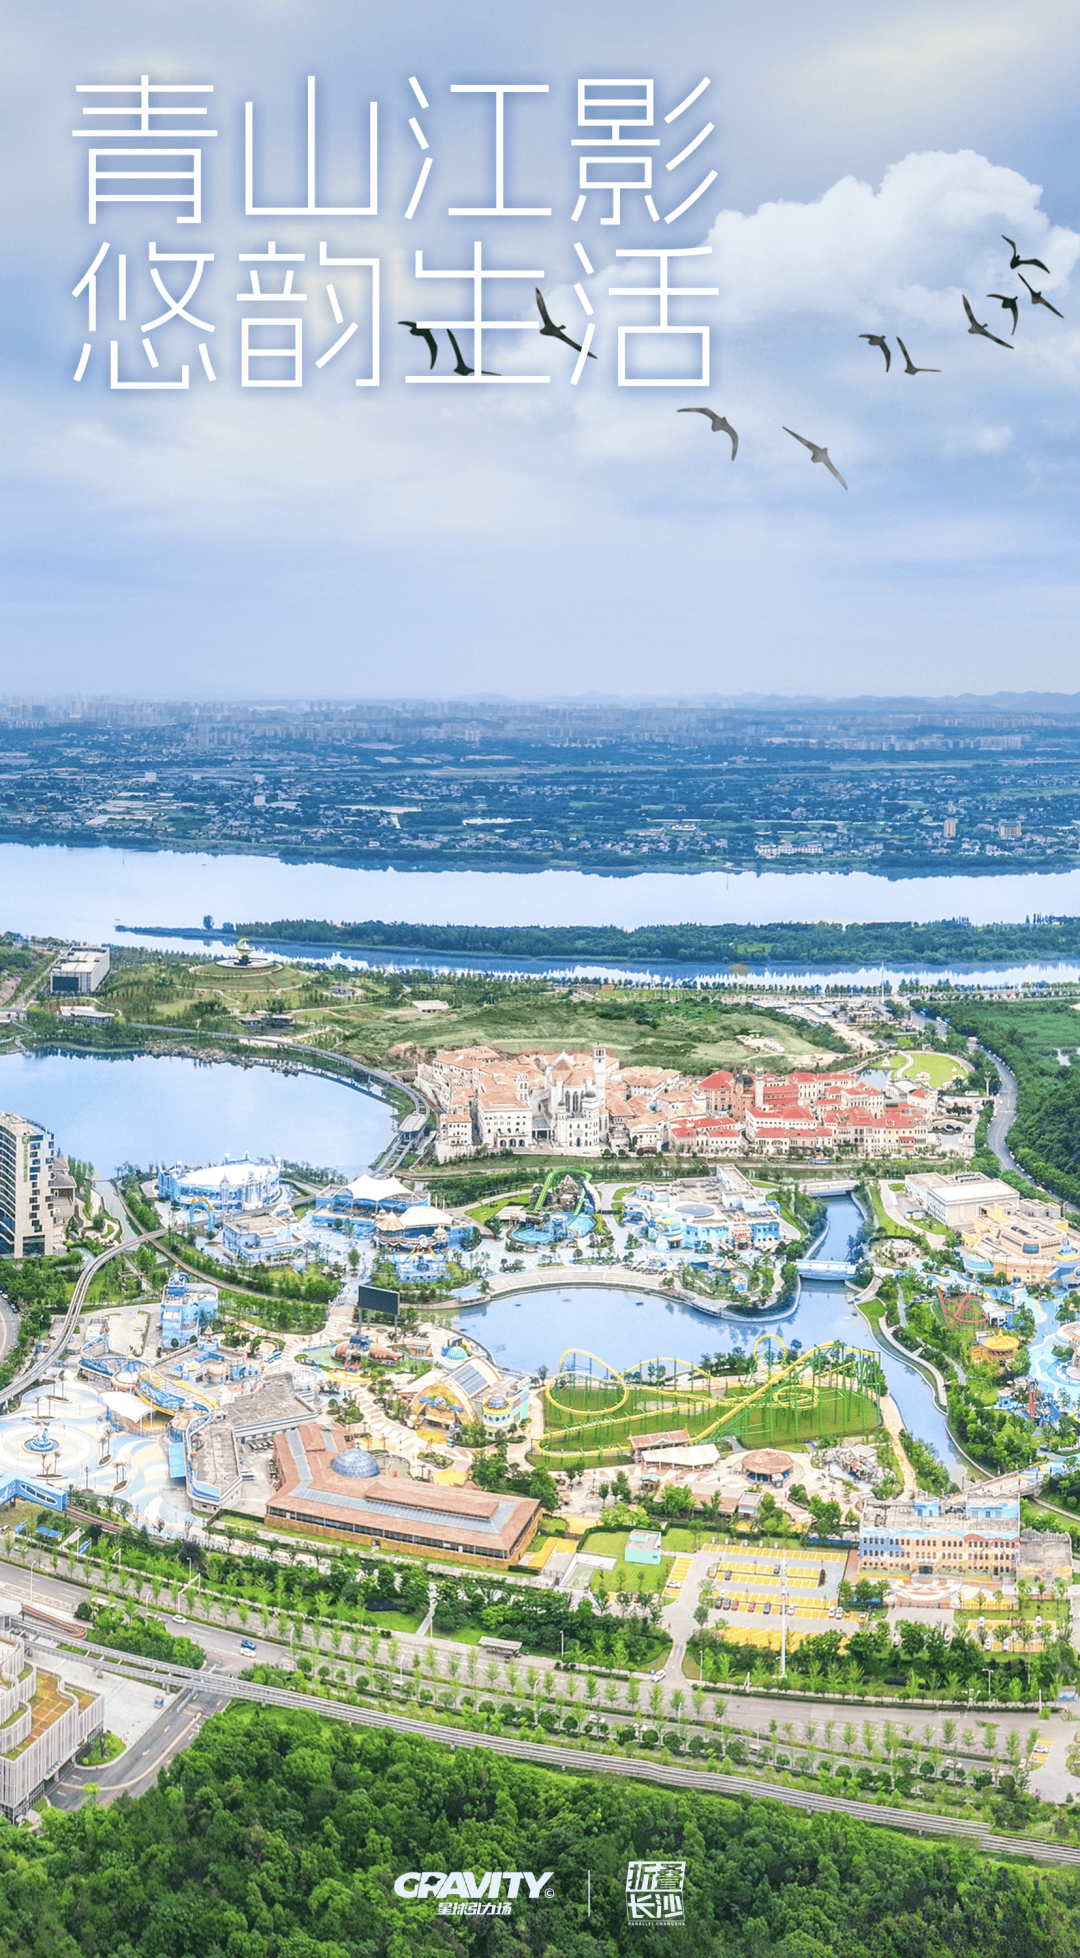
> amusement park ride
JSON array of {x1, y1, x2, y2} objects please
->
[{"x1": 538, "y1": 1337, "x2": 885, "y2": 1466}]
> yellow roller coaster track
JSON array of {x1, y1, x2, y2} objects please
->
[{"x1": 541, "y1": 1339, "x2": 880, "y2": 1454}]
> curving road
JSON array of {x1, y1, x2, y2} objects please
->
[
  {"x1": 984, "y1": 1050, "x2": 1021, "y2": 1174},
  {"x1": 48, "y1": 1687, "x2": 215, "y2": 1810},
  {"x1": 0, "y1": 1218, "x2": 163, "y2": 1413}
]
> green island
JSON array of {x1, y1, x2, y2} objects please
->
[{"x1": 143, "y1": 912, "x2": 1080, "y2": 967}]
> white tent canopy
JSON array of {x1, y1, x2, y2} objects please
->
[
  {"x1": 346, "y1": 1174, "x2": 411, "y2": 1202},
  {"x1": 638, "y1": 1443, "x2": 719, "y2": 1468}
]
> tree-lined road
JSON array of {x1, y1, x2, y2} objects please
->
[
  {"x1": 34, "y1": 1638, "x2": 1080, "y2": 1866},
  {"x1": 985, "y1": 1052, "x2": 1020, "y2": 1173}
]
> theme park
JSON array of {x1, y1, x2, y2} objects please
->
[{"x1": 0, "y1": 1053, "x2": 1079, "y2": 1833}]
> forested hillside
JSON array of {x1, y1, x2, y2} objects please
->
[
  {"x1": 0, "y1": 1707, "x2": 1073, "y2": 1957},
  {"x1": 950, "y1": 999, "x2": 1080, "y2": 1205}
]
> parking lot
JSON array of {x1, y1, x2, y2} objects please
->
[{"x1": 706, "y1": 1547, "x2": 857, "y2": 1628}]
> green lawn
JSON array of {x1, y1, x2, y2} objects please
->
[
  {"x1": 661, "y1": 1526, "x2": 720, "y2": 1553},
  {"x1": 578, "y1": 1532, "x2": 675, "y2": 1597},
  {"x1": 465, "y1": 1189, "x2": 534, "y2": 1226},
  {"x1": 591, "y1": 1558, "x2": 674, "y2": 1598},
  {"x1": 888, "y1": 1050, "x2": 969, "y2": 1089},
  {"x1": 578, "y1": 1530, "x2": 637, "y2": 1558}
]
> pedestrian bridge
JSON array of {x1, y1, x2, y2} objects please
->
[{"x1": 796, "y1": 1259, "x2": 858, "y2": 1280}]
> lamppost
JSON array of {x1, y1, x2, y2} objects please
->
[{"x1": 780, "y1": 1556, "x2": 790, "y2": 1680}]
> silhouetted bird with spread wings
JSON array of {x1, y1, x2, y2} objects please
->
[
  {"x1": 859, "y1": 333, "x2": 891, "y2": 371},
  {"x1": 446, "y1": 329, "x2": 499, "y2": 377},
  {"x1": 896, "y1": 337, "x2": 940, "y2": 375},
  {"x1": 783, "y1": 426, "x2": 848, "y2": 489},
  {"x1": 1019, "y1": 273, "x2": 1064, "y2": 319},
  {"x1": 1002, "y1": 235, "x2": 1050, "y2": 273},
  {"x1": 534, "y1": 288, "x2": 596, "y2": 356},
  {"x1": 398, "y1": 320, "x2": 438, "y2": 368},
  {"x1": 963, "y1": 295, "x2": 1013, "y2": 348},
  {"x1": 677, "y1": 407, "x2": 738, "y2": 457},
  {"x1": 986, "y1": 294, "x2": 1020, "y2": 335}
]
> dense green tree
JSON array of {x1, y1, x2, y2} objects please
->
[{"x1": 0, "y1": 1708, "x2": 1072, "y2": 1956}]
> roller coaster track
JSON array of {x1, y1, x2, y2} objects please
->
[{"x1": 541, "y1": 1339, "x2": 882, "y2": 1456}]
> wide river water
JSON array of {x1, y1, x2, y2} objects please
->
[
  {"x1": 4, "y1": 841, "x2": 1080, "y2": 990},
  {"x1": 0, "y1": 1050, "x2": 392, "y2": 1180},
  {"x1": 456, "y1": 1195, "x2": 960, "y2": 1470}
]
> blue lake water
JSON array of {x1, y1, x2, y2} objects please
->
[
  {"x1": 457, "y1": 1196, "x2": 960, "y2": 1468},
  {"x1": 5, "y1": 838, "x2": 1080, "y2": 937},
  {"x1": 2, "y1": 840, "x2": 1080, "y2": 989},
  {"x1": 0, "y1": 1050, "x2": 392, "y2": 1179}
]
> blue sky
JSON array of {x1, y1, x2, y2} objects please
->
[{"x1": 4, "y1": 0, "x2": 1080, "y2": 698}]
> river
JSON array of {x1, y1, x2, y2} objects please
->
[
  {"x1": 4, "y1": 840, "x2": 1080, "y2": 990},
  {"x1": 455, "y1": 1195, "x2": 960, "y2": 1470},
  {"x1": 0, "y1": 1050, "x2": 392, "y2": 1180}
]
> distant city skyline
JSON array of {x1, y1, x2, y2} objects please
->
[{"x1": 5, "y1": 688, "x2": 1080, "y2": 711}]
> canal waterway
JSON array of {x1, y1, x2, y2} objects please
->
[
  {"x1": 6, "y1": 842, "x2": 1080, "y2": 991},
  {"x1": 456, "y1": 1195, "x2": 961, "y2": 1470},
  {"x1": 0, "y1": 1050, "x2": 392, "y2": 1180}
]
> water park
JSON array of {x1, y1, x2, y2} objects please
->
[{"x1": 505, "y1": 1170, "x2": 598, "y2": 1247}]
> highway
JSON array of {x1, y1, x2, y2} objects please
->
[
  {"x1": 30, "y1": 1635, "x2": 1080, "y2": 1866},
  {"x1": 11, "y1": 1554, "x2": 1077, "y2": 1860},
  {"x1": 9, "y1": 1551, "x2": 1078, "y2": 1861},
  {"x1": 0, "y1": 1562, "x2": 293, "y2": 1673},
  {"x1": 3, "y1": 1559, "x2": 1061, "y2": 1756}
]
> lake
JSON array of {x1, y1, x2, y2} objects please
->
[
  {"x1": 456, "y1": 1196, "x2": 960, "y2": 1469},
  {"x1": 5, "y1": 840, "x2": 1080, "y2": 990},
  {"x1": 0, "y1": 1050, "x2": 392, "y2": 1179}
]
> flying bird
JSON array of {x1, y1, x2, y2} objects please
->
[
  {"x1": 1002, "y1": 235, "x2": 1050, "y2": 274},
  {"x1": 782, "y1": 426, "x2": 848, "y2": 489},
  {"x1": 676, "y1": 406, "x2": 738, "y2": 457},
  {"x1": 859, "y1": 333, "x2": 891, "y2": 371},
  {"x1": 446, "y1": 328, "x2": 499, "y2": 377},
  {"x1": 962, "y1": 295, "x2": 1013, "y2": 348},
  {"x1": 398, "y1": 319, "x2": 438, "y2": 368},
  {"x1": 1019, "y1": 273, "x2": 1064, "y2": 319},
  {"x1": 535, "y1": 288, "x2": 596, "y2": 357},
  {"x1": 895, "y1": 337, "x2": 940, "y2": 375},
  {"x1": 986, "y1": 293, "x2": 1020, "y2": 335}
]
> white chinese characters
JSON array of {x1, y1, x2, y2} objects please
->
[{"x1": 625, "y1": 1860, "x2": 686, "y2": 1926}]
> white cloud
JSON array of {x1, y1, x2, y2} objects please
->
[
  {"x1": 704, "y1": 150, "x2": 1078, "y2": 326},
  {"x1": 974, "y1": 425, "x2": 1015, "y2": 454}
]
